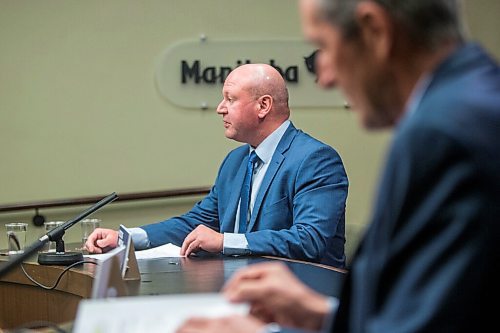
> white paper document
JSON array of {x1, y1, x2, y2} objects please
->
[
  {"x1": 134, "y1": 243, "x2": 183, "y2": 260},
  {"x1": 84, "y1": 243, "x2": 181, "y2": 261},
  {"x1": 73, "y1": 293, "x2": 248, "y2": 333}
]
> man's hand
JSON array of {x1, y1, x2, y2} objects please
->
[
  {"x1": 223, "y1": 262, "x2": 330, "y2": 331},
  {"x1": 176, "y1": 315, "x2": 264, "y2": 333},
  {"x1": 180, "y1": 224, "x2": 224, "y2": 256},
  {"x1": 84, "y1": 228, "x2": 119, "y2": 254}
]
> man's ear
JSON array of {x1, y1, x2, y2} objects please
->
[
  {"x1": 355, "y1": 1, "x2": 394, "y2": 62},
  {"x1": 257, "y1": 95, "x2": 273, "y2": 119}
]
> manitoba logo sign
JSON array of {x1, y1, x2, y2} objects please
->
[{"x1": 155, "y1": 38, "x2": 344, "y2": 109}]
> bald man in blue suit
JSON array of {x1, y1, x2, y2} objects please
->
[{"x1": 86, "y1": 64, "x2": 348, "y2": 268}]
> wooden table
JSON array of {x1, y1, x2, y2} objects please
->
[{"x1": 1, "y1": 249, "x2": 346, "y2": 331}]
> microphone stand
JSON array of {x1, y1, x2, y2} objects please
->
[{"x1": 0, "y1": 192, "x2": 118, "y2": 278}]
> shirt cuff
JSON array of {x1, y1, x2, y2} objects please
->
[
  {"x1": 222, "y1": 232, "x2": 250, "y2": 255},
  {"x1": 259, "y1": 323, "x2": 281, "y2": 333},
  {"x1": 129, "y1": 227, "x2": 150, "y2": 250},
  {"x1": 321, "y1": 296, "x2": 339, "y2": 332}
]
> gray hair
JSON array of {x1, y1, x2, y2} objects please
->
[{"x1": 316, "y1": 0, "x2": 466, "y2": 50}]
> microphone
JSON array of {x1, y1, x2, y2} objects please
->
[{"x1": 0, "y1": 192, "x2": 118, "y2": 278}]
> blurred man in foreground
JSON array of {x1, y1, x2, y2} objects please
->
[{"x1": 177, "y1": 0, "x2": 500, "y2": 332}]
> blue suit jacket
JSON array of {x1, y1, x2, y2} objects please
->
[
  {"x1": 142, "y1": 123, "x2": 348, "y2": 267},
  {"x1": 333, "y1": 44, "x2": 500, "y2": 332}
]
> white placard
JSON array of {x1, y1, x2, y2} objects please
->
[{"x1": 73, "y1": 293, "x2": 248, "y2": 333}]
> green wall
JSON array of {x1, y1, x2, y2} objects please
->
[{"x1": 1, "y1": 0, "x2": 498, "y2": 252}]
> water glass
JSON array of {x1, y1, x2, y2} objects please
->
[
  {"x1": 81, "y1": 218, "x2": 101, "y2": 246},
  {"x1": 43, "y1": 221, "x2": 65, "y2": 252},
  {"x1": 5, "y1": 222, "x2": 28, "y2": 255}
]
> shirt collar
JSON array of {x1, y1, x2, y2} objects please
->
[
  {"x1": 408, "y1": 73, "x2": 433, "y2": 115},
  {"x1": 249, "y1": 120, "x2": 291, "y2": 164}
]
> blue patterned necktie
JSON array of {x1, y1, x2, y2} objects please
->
[{"x1": 238, "y1": 151, "x2": 260, "y2": 233}]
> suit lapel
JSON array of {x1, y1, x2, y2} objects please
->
[
  {"x1": 247, "y1": 124, "x2": 298, "y2": 231},
  {"x1": 221, "y1": 151, "x2": 249, "y2": 233}
]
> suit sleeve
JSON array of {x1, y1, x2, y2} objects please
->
[
  {"x1": 139, "y1": 185, "x2": 220, "y2": 248},
  {"x1": 139, "y1": 154, "x2": 232, "y2": 248},
  {"x1": 245, "y1": 145, "x2": 348, "y2": 264}
]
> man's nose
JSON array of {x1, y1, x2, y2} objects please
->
[
  {"x1": 216, "y1": 100, "x2": 226, "y2": 114},
  {"x1": 317, "y1": 70, "x2": 338, "y2": 89},
  {"x1": 315, "y1": 52, "x2": 338, "y2": 89}
]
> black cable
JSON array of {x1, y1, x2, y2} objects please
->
[{"x1": 20, "y1": 260, "x2": 97, "y2": 290}]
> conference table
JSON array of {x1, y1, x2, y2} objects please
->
[{"x1": 0, "y1": 246, "x2": 346, "y2": 332}]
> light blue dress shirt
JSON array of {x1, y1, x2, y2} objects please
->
[{"x1": 224, "y1": 120, "x2": 290, "y2": 255}]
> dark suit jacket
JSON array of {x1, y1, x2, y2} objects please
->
[
  {"x1": 142, "y1": 123, "x2": 349, "y2": 267},
  {"x1": 333, "y1": 44, "x2": 500, "y2": 332}
]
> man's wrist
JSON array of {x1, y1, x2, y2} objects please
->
[
  {"x1": 296, "y1": 288, "x2": 331, "y2": 331},
  {"x1": 222, "y1": 232, "x2": 250, "y2": 255},
  {"x1": 320, "y1": 297, "x2": 339, "y2": 332}
]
